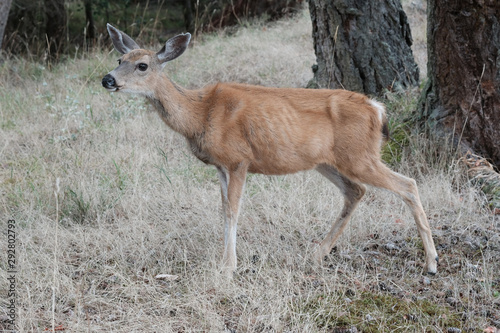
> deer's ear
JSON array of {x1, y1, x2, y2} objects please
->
[
  {"x1": 156, "y1": 33, "x2": 191, "y2": 64},
  {"x1": 107, "y1": 23, "x2": 140, "y2": 54}
]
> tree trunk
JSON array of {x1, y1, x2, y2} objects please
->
[
  {"x1": 44, "y1": 0, "x2": 67, "y2": 60},
  {"x1": 204, "y1": 0, "x2": 303, "y2": 31},
  {"x1": 0, "y1": 0, "x2": 13, "y2": 51},
  {"x1": 307, "y1": 0, "x2": 419, "y2": 95},
  {"x1": 84, "y1": 0, "x2": 95, "y2": 43},
  {"x1": 183, "y1": 0, "x2": 194, "y2": 33},
  {"x1": 420, "y1": 0, "x2": 500, "y2": 168}
]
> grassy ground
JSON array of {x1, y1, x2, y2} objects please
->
[{"x1": 1, "y1": 4, "x2": 499, "y2": 333}]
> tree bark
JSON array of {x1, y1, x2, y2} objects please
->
[
  {"x1": 307, "y1": 0, "x2": 419, "y2": 95},
  {"x1": 0, "y1": 0, "x2": 13, "y2": 51},
  {"x1": 44, "y1": 0, "x2": 67, "y2": 60},
  {"x1": 420, "y1": 0, "x2": 500, "y2": 168}
]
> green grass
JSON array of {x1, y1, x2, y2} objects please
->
[{"x1": 296, "y1": 291, "x2": 462, "y2": 332}]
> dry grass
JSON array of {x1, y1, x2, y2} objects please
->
[{"x1": 1, "y1": 6, "x2": 499, "y2": 333}]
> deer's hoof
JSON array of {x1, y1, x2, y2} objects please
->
[{"x1": 426, "y1": 255, "x2": 439, "y2": 275}]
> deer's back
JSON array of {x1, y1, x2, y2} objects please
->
[{"x1": 197, "y1": 83, "x2": 385, "y2": 175}]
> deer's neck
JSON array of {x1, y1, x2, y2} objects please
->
[{"x1": 147, "y1": 75, "x2": 206, "y2": 138}]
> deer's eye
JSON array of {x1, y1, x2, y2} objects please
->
[
  {"x1": 138, "y1": 63, "x2": 148, "y2": 71},
  {"x1": 117, "y1": 59, "x2": 122, "y2": 65}
]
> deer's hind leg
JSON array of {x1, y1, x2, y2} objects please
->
[
  {"x1": 314, "y1": 164, "x2": 366, "y2": 263},
  {"x1": 352, "y1": 161, "x2": 438, "y2": 275}
]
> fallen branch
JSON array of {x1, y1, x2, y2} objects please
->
[{"x1": 460, "y1": 151, "x2": 500, "y2": 214}]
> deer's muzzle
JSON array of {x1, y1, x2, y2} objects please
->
[{"x1": 102, "y1": 74, "x2": 118, "y2": 91}]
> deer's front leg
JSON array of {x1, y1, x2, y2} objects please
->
[{"x1": 217, "y1": 164, "x2": 247, "y2": 276}]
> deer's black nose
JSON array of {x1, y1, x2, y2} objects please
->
[{"x1": 102, "y1": 74, "x2": 116, "y2": 88}]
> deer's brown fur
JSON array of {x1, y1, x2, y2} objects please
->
[{"x1": 102, "y1": 25, "x2": 438, "y2": 277}]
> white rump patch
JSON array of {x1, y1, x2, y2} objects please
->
[{"x1": 369, "y1": 99, "x2": 386, "y2": 123}]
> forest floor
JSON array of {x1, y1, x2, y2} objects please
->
[{"x1": 1, "y1": 2, "x2": 499, "y2": 332}]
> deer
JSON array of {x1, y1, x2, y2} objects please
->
[{"x1": 102, "y1": 24, "x2": 439, "y2": 277}]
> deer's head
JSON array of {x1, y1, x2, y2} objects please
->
[{"x1": 102, "y1": 24, "x2": 191, "y2": 96}]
